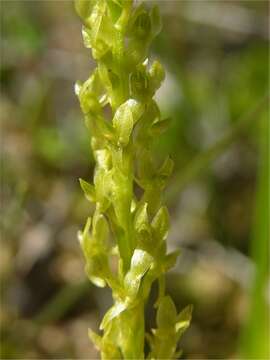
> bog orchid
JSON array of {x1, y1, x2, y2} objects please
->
[{"x1": 74, "y1": 1, "x2": 192, "y2": 358}]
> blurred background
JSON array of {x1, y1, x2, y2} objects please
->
[{"x1": 1, "y1": 1, "x2": 269, "y2": 359}]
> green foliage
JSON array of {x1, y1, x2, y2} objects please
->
[
  {"x1": 75, "y1": 0, "x2": 192, "y2": 358},
  {"x1": 239, "y1": 109, "x2": 270, "y2": 359}
]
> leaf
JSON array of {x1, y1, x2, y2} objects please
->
[{"x1": 79, "y1": 178, "x2": 95, "y2": 202}]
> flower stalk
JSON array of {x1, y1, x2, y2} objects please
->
[{"x1": 75, "y1": 1, "x2": 192, "y2": 358}]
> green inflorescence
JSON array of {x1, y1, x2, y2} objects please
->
[{"x1": 74, "y1": 1, "x2": 192, "y2": 358}]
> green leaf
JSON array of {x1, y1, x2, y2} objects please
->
[{"x1": 79, "y1": 178, "x2": 95, "y2": 202}]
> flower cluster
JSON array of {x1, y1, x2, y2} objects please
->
[{"x1": 75, "y1": 1, "x2": 192, "y2": 358}]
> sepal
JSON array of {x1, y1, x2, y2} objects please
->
[
  {"x1": 79, "y1": 178, "x2": 96, "y2": 202},
  {"x1": 74, "y1": 0, "x2": 94, "y2": 20},
  {"x1": 148, "y1": 296, "x2": 193, "y2": 359},
  {"x1": 163, "y1": 250, "x2": 180, "y2": 271},
  {"x1": 157, "y1": 296, "x2": 177, "y2": 329},
  {"x1": 151, "y1": 206, "x2": 170, "y2": 242},
  {"x1": 150, "y1": 117, "x2": 171, "y2": 136},
  {"x1": 149, "y1": 60, "x2": 165, "y2": 93},
  {"x1": 150, "y1": 5, "x2": 162, "y2": 37},
  {"x1": 124, "y1": 249, "x2": 153, "y2": 299},
  {"x1": 100, "y1": 301, "x2": 127, "y2": 330},
  {"x1": 176, "y1": 304, "x2": 193, "y2": 333},
  {"x1": 134, "y1": 203, "x2": 150, "y2": 234},
  {"x1": 130, "y1": 5, "x2": 151, "y2": 40},
  {"x1": 113, "y1": 99, "x2": 144, "y2": 146},
  {"x1": 158, "y1": 156, "x2": 174, "y2": 178},
  {"x1": 88, "y1": 328, "x2": 122, "y2": 359}
]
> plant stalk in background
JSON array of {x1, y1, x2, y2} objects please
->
[{"x1": 75, "y1": 1, "x2": 192, "y2": 358}]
